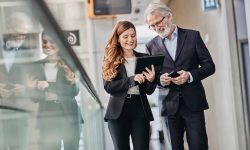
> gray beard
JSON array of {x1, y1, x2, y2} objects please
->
[{"x1": 158, "y1": 26, "x2": 171, "y2": 38}]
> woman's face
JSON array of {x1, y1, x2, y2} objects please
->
[
  {"x1": 118, "y1": 28, "x2": 137, "y2": 52},
  {"x1": 42, "y1": 39, "x2": 59, "y2": 56}
]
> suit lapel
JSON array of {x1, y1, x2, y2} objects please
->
[
  {"x1": 175, "y1": 27, "x2": 187, "y2": 61},
  {"x1": 0, "y1": 52, "x2": 7, "y2": 76},
  {"x1": 156, "y1": 36, "x2": 174, "y2": 63},
  {"x1": 39, "y1": 59, "x2": 49, "y2": 80}
]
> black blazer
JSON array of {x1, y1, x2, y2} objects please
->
[
  {"x1": 0, "y1": 52, "x2": 27, "y2": 85},
  {"x1": 104, "y1": 51, "x2": 157, "y2": 121},
  {"x1": 28, "y1": 59, "x2": 80, "y2": 123},
  {"x1": 0, "y1": 39, "x2": 33, "y2": 87},
  {"x1": 146, "y1": 27, "x2": 215, "y2": 116}
]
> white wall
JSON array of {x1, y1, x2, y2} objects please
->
[
  {"x1": 234, "y1": 0, "x2": 248, "y2": 40},
  {"x1": 86, "y1": 19, "x2": 116, "y2": 150}
]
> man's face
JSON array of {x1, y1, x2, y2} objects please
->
[
  {"x1": 4, "y1": 33, "x2": 26, "y2": 49},
  {"x1": 147, "y1": 11, "x2": 172, "y2": 37}
]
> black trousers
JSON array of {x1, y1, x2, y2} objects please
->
[
  {"x1": 108, "y1": 96, "x2": 150, "y2": 150},
  {"x1": 166, "y1": 98, "x2": 208, "y2": 150}
]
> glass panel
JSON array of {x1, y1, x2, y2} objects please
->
[
  {"x1": 0, "y1": 108, "x2": 30, "y2": 149},
  {"x1": 0, "y1": 0, "x2": 104, "y2": 150},
  {"x1": 242, "y1": 41, "x2": 250, "y2": 129}
]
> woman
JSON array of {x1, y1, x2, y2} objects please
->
[
  {"x1": 102, "y1": 21, "x2": 157, "y2": 150},
  {"x1": 29, "y1": 34, "x2": 81, "y2": 150}
]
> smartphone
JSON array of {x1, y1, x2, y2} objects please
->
[
  {"x1": 4, "y1": 84, "x2": 15, "y2": 90},
  {"x1": 168, "y1": 71, "x2": 180, "y2": 78}
]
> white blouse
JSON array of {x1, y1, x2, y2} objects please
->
[
  {"x1": 44, "y1": 62, "x2": 58, "y2": 82},
  {"x1": 124, "y1": 57, "x2": 140, "y2": 95}
]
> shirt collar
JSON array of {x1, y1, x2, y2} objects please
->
[
  {"x1": 161, "y1": 24, "x2": 178, "y2": 40},
  {"x1": 172, "y1": 25, "x2": 178, "y2": 38}
]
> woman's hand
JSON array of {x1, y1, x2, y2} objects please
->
[
  {"x1": 27, "y1": 76, "x2": 49, "y2": 90},
  {"x1": 27, "y1": 76, "x2": 38, "y2": 88},
  {"x1": 142, "y1": 65, "x2": 155, "y2": 82},
  {"x1": 134, "y1": 74, "x2": 145, "y2": 84},
  {"x1": 36, "y1": 81, "x2": 49, "y2": 90}
]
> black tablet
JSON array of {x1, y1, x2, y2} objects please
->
[{"x1": 135, "y1": 55, "x2": 165, "y2": 74}]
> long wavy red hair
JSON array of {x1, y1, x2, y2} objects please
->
[
  {"x1": 102, "y1": 21, "x2": 136, "y2": 81},
  {"x1": 42, "y1": 33, "x2": 75, "y2": 84}
]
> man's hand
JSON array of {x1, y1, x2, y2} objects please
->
[
  {"x1": 0, "y1": 87, "x2": 12, "y2": 98},
  {"x1": 160, "y1": 73, "x2": 172, "y2": 86},
  {"x1": 172, "y1": 70, "x2": 190, "y2": 85}
]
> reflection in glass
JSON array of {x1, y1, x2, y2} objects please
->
[
  {"x1": 0, "y1": 10, "x2": 35, "y2": 150},
  {"x1": 26, "y1": 33, "x2": 82, "y2": 149},
  {"x1": 0, "y1": 0, "x2": 104, "y2": 150}
]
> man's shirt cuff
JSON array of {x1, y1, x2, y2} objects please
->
[
  {"x1": 160, "y1": 78, "x2": 166, "y2": 87},
  {"x1": 188, "y1": 72, "x2": 193, "y2": 83}
]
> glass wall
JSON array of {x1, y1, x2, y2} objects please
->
[
  {"x1": 0, "y1": 0, "x2": 104, "y2": 150},
  {"x1": 240, "y1": 40, "x2": 250, "y2": 148}
]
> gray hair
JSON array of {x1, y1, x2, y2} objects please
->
[
  {"x1": 144, "y1": 1, "x2": 172, "y2": 23},
  {"x1": 7, "y1": 11, "x2": 33, "y2": 34}
]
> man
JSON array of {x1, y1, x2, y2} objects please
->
[
  {"x1": 0, "y1": 11, "x2": 33, "y2": 101},
  {"x1": 144, "y1": 2, "x2": 215, "y2": 150},
  {"x1": 0, "y1": 11, "x2": 33, "y2": 150}
]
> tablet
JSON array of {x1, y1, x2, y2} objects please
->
[{"x1": 135, "y1": 55, "x2": 165, "y2": 74}]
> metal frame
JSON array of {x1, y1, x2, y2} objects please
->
[{"x1": 238, "y1": 39, "x2": 250, "y2": 150}]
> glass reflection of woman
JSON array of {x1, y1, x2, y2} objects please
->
[
  {"x1": 102, "y1": 21, "x2": 157, "y2": 150},
  {"x1": 30, "y1": 33, "x2": 81, "y2": 150}
]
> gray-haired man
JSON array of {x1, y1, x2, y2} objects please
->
[
  {"x1": 0, "y1": 11, "x2": 33, "y2": 150},
  {"x1": 144, "y1": 2, "x2": 215, "y2": 150}
]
